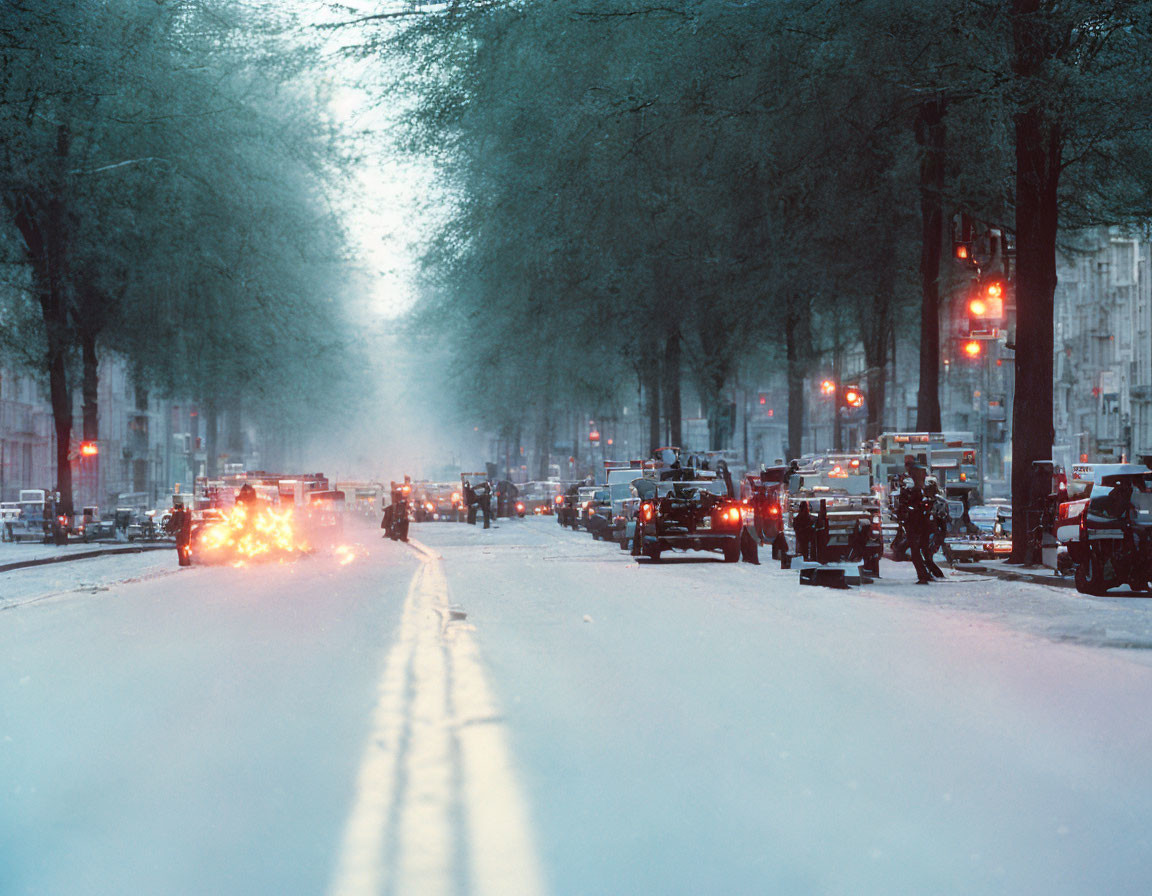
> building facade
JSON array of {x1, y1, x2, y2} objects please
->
[
  {"x1": 0, "y1": 357, "x2": 261, "y2": 508},
  {"x1": 1052, "y1": 225, "x2": 1152, "y2": 465}
]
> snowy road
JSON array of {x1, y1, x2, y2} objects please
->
[{"x1": 4, "y1": 517, "x2": 1152, "y2": 894}]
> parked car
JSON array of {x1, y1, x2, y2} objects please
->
[{"x1": 631, "y1": 472, "x2": 753, "y2": 562}]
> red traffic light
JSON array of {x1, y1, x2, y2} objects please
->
[
  {"x1": 820, "y1": 379, "x2": 836, "y2": 396},
  {"x1": 963, "y1": 340, "x2": 983, "y2": 358},
  {"x1": 80, "y1": 441, "x2": 99, "y2": 457},
  {"x1": 589, "y1": 430, "x2": 600, "y2": 442},
  {"x1": 843, "y1": 387, "x2": 864, "y2": 408}
]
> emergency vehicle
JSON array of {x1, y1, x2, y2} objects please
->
[
  {"x1": 873, "y1": 432, "x2": 981, "y2": 506},
  {"x1": 787, "y1": 457, "x2": 883, "y2": 566}
]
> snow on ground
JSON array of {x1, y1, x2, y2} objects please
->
[
  {"x1": 0, "y1": 549, "x2": 177, "y2": 610},
  {"x1": 4, "y1": 514, "x2": 1152, "y2": 895},
  {"x1": 416, "y1": 516, "x2": 1152, "y2": 896}
]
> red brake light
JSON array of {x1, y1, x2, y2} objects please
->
[
  {"x1": 642, "y1": 503, "x2": 653, "y2": 521},
  {"x1": 555, "y1": 495, "x2": 563, "y2": 505}
]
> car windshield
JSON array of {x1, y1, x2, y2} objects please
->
[{"x1": 672, "y1": 480, "x2": 727, "y2": 497}]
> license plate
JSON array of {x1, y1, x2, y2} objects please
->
[{"x1": 699, "y1": 518, "x2": 711, "y2": 530}]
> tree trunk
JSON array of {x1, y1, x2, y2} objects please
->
[
  {"x1": 832, "y1": 341, "x2": 843, "y2": 452},
  {"x1": 81, "y1": 330, "x2": 99, "y2": 442},
  {"x1": 916, "y1": 97, "x2": 946, "y2": 432},
  {"x1": 6, "y1": 187, "x2": 75, "y2": 515},
  {"x1": 863, "y1": 216, "x2": 896, "y2": 441},
  {"x1": 785, "y1": 291, "x2": 807, "y2": 460},
  {"x1": 205, "y1": 400, "x2": 219, "y2": 479},
  {"x1": 663, "y1": 330, "x2": 682, "y2": 447},
  {"x1": 536, "y1": 409, "x2": 553, "y2": 480},
  {"x1": 49, "y1": 349, "x2": 74, "y2": 515},
  {"x1": 644, "y1": 363, "x2": 661, "y2": 455},
  {"x1": 1008, "y1": 0, "x2": 1061, "y2": 563},
  {"x1": 1009, "y1": 117, "x2": 1061, "y2": 561},
  {"x1": 866, "y1": 364, "x2": 887, "y2": 442}
]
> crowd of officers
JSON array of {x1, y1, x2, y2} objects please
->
[{"x1": 381, "y1": 475, "x2": 496, "y2": 540}]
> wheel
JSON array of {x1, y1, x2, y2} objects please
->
[
  {"x1": 1075, "y1": 548, "x2": 1110, "y2": 595},
  {"x1": 643, "y1": 546, "x2": 661, "y2": 562},
  {"x1": 723, "y1": 538, "x2": 741, "y2": 563}
]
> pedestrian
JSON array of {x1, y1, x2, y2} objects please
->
[
  {"x1": 479, "y1": 480, "x2": 492, "y2": 529},
  {"x1": 925, "y1": 480, "x2": 950, "y2": 558},
  {"x1": 171, "y1": 504, "x2": 193, "y2": 566},
  {"x1": 900, "y1": 466, "x2": 940, "y2": 584},
  {"x1": 793, "y1": 501, "x2": 813, "y2": 561},
  {"x1": 463, "y1": 480, "x2": 477, "y2": 525}
]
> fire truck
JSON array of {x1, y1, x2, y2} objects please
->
[{"x1": 872, "y1": 432, "x2": 981, "y2": 506}]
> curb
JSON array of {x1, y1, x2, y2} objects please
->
[
  {"x1": 954, "y1": 562, "x2": 1075, "y2": 589},
  {"x1": 0, "y1": 544, "x2": 173, "y2": 574}
]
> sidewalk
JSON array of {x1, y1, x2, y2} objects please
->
[
  {"x1": 954, "y1": 559, "x2": 1075, "y2": 589},
  {"x1": 0, "y1": 540, "x2": 172, "y2": 573}
]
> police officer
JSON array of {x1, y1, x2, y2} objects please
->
[
  {"x1": 170, "y1": 503, "x2": 193, "y2": 566},
  {"x1": 900, "y1": 466, "x2": 937, "y2": 584},
  {"x1": 463, "y1": 479, "x2": 477, "y2": 525},
  {"x1": 477, "y1": 479, "x2": 492, "y2": 529},
  {"x1": 925, "y1": 479, "x2": 951, "y2": 562},
  {"x1": 793, "y1": 501, "x2": 814, "y2": 561}
]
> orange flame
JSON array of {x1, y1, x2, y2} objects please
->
[{"x1": 197, "y1": 503, "x2": 310, "y2": 562}]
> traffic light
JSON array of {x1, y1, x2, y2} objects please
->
[
  {"x1": 80, "y1": 441, "x2": 98, "y2": 457},
  {"x1": 963, "y1": 339, "x2": 983, "y2": 358},
  {"x1": 968, "y1": 280, "x2": 1005, "y2": 335},
  {"x1": 843, "y1": 386, "x2": 864, "y2": 408}
]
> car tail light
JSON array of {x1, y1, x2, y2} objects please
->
[
  {"x1": 642, "y1": 502, "x2": 653, "y2": 521},
  {"x1": 425, "y1": 502, "x2": 434, "y2": 512},
  {"x1": 516, "y1": 502, "x2": 525, "y2": 512},
  {"x1": 724, "y1": 507, "x2": 741, "y2": 523},
  {"x1": 555, "y1": 495, "x2": 564, "y2": 505},
  {"x1": 769, "y1": 505, "x2": 780, "y2": 516}
]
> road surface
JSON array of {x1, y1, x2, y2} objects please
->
[{"x1": 3, "y1": 516, "x2": 1152, "y2": 894}]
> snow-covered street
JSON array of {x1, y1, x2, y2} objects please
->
[{"x1": 4, "y1": 516, "x2": 1152, "y2": 895}]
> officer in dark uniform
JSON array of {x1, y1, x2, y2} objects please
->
[
  {"x1": 464, "y1": 479, "x2": 477, "y2": 525},
  {"x1": 900, "y1": 466, "x2": 942, "y2": 583},
  {"x1": 477, "y1": 480, "x2": 492, "y2": 529},
  {"x1": 235, "y1": 483, "x2": 259, "y2": 510},
  {"x1": 170, "y1": 503, "x2": 193, "y2": 566},
  {"x1": 793, "y1": 501, "x2": 814, "y2": 561}
]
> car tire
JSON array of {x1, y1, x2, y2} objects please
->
[
  {"x1": 643, "y1": 546, "x2": 661, "y2": 562},
  {"x1": 1075, "y1": 549, "x2": 1109, "y2": 596},
  {"x1": 723, "y1": 539, "x2": 740, "y2": 563}
]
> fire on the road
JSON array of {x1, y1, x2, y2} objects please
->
[{"x1": 197, "y1": 503, "x2": 310, "y2": 563}]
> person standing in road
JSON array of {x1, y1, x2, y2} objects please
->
[
  {"x1": 900, "y1": 466, "x2": 937, "y2": 584},
  {"x1": 463, "y1": 479, "x2": 477, "y2": 525},
  {"x1": 793, "y1": 501, "x2": 813, "y2": 561},
  {"x1": 170, "y1": 504, "x2": 193, "y2": 566}
]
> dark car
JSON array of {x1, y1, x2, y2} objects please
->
[
  {"x1": 631, "y1": 470, "x2": 753, "y2": 562},
  {"x1": 1070, "y1": 472, "x2": 1152, "y2": 595}
]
